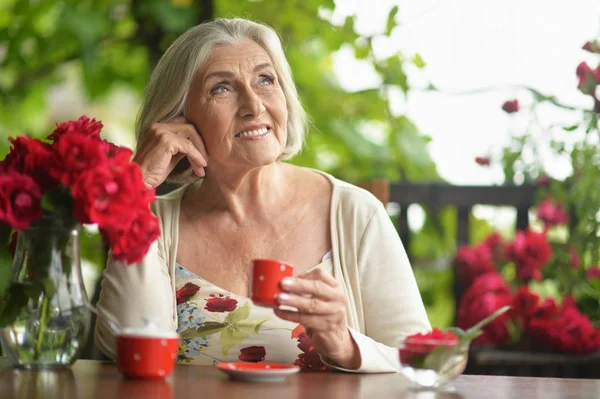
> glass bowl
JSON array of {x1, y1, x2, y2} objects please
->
[{"x1": 398, "y1": 337, "x2": 469, "y2": 391}]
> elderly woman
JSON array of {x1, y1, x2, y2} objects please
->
[{"x1": 95, "y1": 18, "x2": 430, "y2": 372}]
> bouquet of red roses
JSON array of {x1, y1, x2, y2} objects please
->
[{"x1": 0, "y1": 116, "x2": 160, "y2": 265}]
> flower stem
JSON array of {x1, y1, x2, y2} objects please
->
[{"x1": 34, "y1": 295, "x2": 50, "y2": 361}]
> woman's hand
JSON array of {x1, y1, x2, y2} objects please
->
[
  {"x1": 274, "y1": 268, "x2": 361, "y2": 369},
  {"x1": 133, "y1": 117, "x2": 208, "y2": 189}
]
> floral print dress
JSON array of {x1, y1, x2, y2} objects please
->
[{"x1": 174, "y1": 255, "x2": 332, "y2": 370}]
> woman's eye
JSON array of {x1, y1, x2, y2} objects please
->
[
  {"x1": 260, "y1": 75, "x2": 275, "y2": 85},
  {"x1": 211, "y1": 85, "x2": 228, "y2": 95}
]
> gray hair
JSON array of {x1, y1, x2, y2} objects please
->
[{"x1": 135, "y1": 18, "x2": 307, "y2": 184}]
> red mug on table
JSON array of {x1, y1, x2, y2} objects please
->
[{"x1": 251, "y1": 259, "x2": 294, "y2": 307}]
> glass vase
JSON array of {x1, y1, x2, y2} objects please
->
[{"x1": 0, "y1": 215, "x2": 91, "y2": 369}]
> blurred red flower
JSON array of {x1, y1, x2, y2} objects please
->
[
  {"x1": 0, "y1": 172, "x2": 43, "y2": 230},
  {"x1": 576, "y1": 62, "x2": 599, "y2": 95},
  {"x1": 506, "y1": 230, "x2": 552, "y2": 282},
  {"x1": 501, "y1": 99, "x2": 519, "y2": 113},
  {"x1": 456, "y1": 243, "x2": 496, "y2": 288},
  {"x1": 399, "y1": 328, "x2": 459, "y2": 365},
  {"x1": 475, "y1": 156, "x2": 491, "y2": 166},
  {"x1": 457, "y1": 273, "x2": 512, "y2": 345},
  {"x1": 536, "y1": 198, "x2": 568, "y2": 228},
  {"x1": 586, "y1": 266, "x2": 600, "y2": 280}
]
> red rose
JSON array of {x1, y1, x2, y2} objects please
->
[
  {"x1": 2, "y1": 136, "x2": 56, "y2": 190},
  {"x1": 586, "y1": 266, "x2": 600, "y2": 280},
  {"x1": 102, "y1": 140, "x2": 134, "y2": 162},
  {"x1": 536, "y1": 198, "x2": 568, "y2": 227},
  {"x1": 510, "y1": 286, "x2": 539, "y2": 323},
  {"x1": 506, "y1": 230, "x2": 552, "y2": 282},
  {"x1": 456, "y1": 243, "x2": 496, "y2": 288},
  {"x1": 399, "y1": 328, "x2": 459, "y2": 365},
  {"x1": 501, "y1": 99, "x2": 519, "y2": 113},
  {"x1": 460, "y1": 272, "x2": 510, "y2": 304},
  {"x1": 70, "y1": 159, "x2": 152, "y2": 226},
  {"x1": 47, "y1": 115, "x2": 103, "y2": 142},
  {"x1": 528, "y1": 307, "x2": 600, "y2": 354},
  {"x1": 239, "y1": 346, "x2": 266, "y2": 362},
  {"x1": 204, "y1": 296, "x2": 238, "y2": 312},
  {"x1": 483, "y1": 232, "x2": 508, "y2": 262},
  {"x1": 0, "y1": 171, "x2": 43, "y2": 230},
  {"x1": 530, "y1": 298, "x2": 560, "y2": 320},
  {"x1": 105, "y1": 210, "x2": 160, "y2": 264},
  {"x1": 576, "y1": 62, "x2": 598, "y2": 95},
  {"x1": 457, "y1": 273, "x2": 512, "y2": 345},
  {"x1": 50, "y1": 132, "x2": 107, "y2": 187},
  {"x1": 475, "y1": 156, "x2": 491, "y2": 166},
  {"x1": 176, "y1": 282, "x2": 200, "y2": 305}
]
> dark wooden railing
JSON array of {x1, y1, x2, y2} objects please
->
[{"x1": 388, "y1": 182, "x2": 538, "y2": 252}]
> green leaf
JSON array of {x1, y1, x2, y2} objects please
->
[
  {"x1": 224, "y1": 301, "x2": 250, "y2": 324},
  {"x1": 179, "y1": 321, "x2": 227, "y2": 339},
  {"x1": 385, "y1": 5, "x2": 399, "y2": 36},
  {"x1": 219, "y1": 326, "x2": 249, "y2": 356},
  {"x1": 445, "y1": 326, "x2": 466, "y2": 339},
  {"x1": 353, "y1": 39, "x2": 370, "y2": 60},
  {"x1": 411, "y1": 53, "x2": 426, "y2": 69},
  {"x1": 562, "y1": 124, "x2": 579, "y2": 132},
  {"x1": 464, "y1": 306, "x2": 511, "y2": 340},
  {"x1": 236, "y1": 318, "x2": 270, "y2": 334},
  {"x1": 0, "y1": 284, "x2": 29, "y2": 326}
]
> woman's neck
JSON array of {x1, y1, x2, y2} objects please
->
[{"x1": 184, "y1": 161, "x2": 295, "y2": 224}]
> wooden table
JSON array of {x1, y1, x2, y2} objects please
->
[{"x1": 1, "y1": 358, "x2": 600, "y2": 399}]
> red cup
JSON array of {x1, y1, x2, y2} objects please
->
[
  {"x1": 116, "y1": 335, "x2": 179, "y2": 379},
  {"x1": 251, "y1": 259, "x2": 294, "y2": 307}
]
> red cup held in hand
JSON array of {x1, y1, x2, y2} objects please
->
[{"x1": 251, "y1": 259, "x2": 294, "y2": 307}]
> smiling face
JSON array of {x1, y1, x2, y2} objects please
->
[{"x1": 185, "y1": 38, "x2": 288, "y2": 170}]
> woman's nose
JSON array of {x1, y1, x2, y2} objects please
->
[{"x1": 238, "y1": 87, "x2": 266, "y2": 117}]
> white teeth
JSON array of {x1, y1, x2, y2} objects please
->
[{"x1": 237, "y1": 127, "x2": 268, "y2": 137}]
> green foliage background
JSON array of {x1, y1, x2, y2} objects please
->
[{"x1": 0, "y1": 0, "x2": 455, "y2": 327}]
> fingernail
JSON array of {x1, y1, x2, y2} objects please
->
[
  {"x1": 281, "y1": 278, "x2": 293, "y2": 288},
  {"x1": 278, "y1": 293, "x2": 290, "y2": 303}
]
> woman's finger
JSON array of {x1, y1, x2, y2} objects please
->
[
  {"x1": 274, "y1": 308, "x2": 326, "y2": 327},
  {"x1": 277, "y1": 293, "x2": 335, "y2": 315},
  {"x1": 298, "y1": 268, "x2": 339, "y2": 288},
  {"x1": 280, "y1": 277, "x2": 340, "y2": 301},
  {"x1": 166, "y1": 132, "x2": 207, "y2": 176}
]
